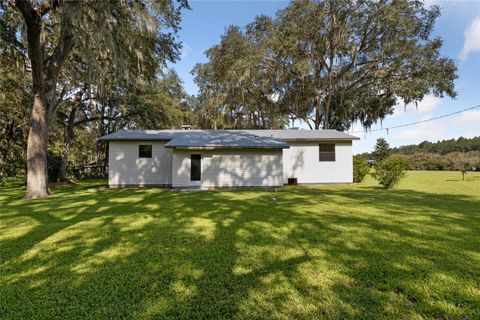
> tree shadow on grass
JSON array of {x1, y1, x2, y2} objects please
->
[
  {"x1": 0, "y1": 182, "x2": 479, "y2": 319},
  {"x1": 287, "y1": 185, "x2": 480, "y2": 318}
]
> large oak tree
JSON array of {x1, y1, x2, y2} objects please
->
[
  {"x1": 273, "y1": 0, "x2": 457, "y2": 129},
  {"x1": 6, "y1": 0, "x2": 188, "y2": 198},
  {"x1": 194, "y1": 0, "x2": 457, "y2": 130}
]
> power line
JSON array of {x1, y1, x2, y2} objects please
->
[{"x1": 348, "y1": 104, "x2": 480, "y2": 134}]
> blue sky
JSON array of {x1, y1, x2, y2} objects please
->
[{"x1": 173, "y1": 0, "x2": 480, "y2": 154}]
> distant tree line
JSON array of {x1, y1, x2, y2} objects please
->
[
  {"x1": 402, "y1": 151, "x2": 480, "y2": 171},
  {"x1": 359, "y1": 136, "x2": 480, "y2": 171},
  {"x1": 393, "y1": 136, "x2": 480, "y2": 171},
  {"x1": 392, "y1": 136, "x2": 480, "y2": 155}
]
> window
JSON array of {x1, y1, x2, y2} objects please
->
[
  {"x1": 319, "y1": 143, "x2": 335, "y2": 162},
  {"x1": 139, "y1": 145, "x2": 152, "y2": 158}
]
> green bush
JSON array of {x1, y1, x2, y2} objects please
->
[
  {"x1": 353, "y1": 155, "x2": 369, "y2": 183},
  {"x1": 372, "y1": 156, "x2": 409, "y2": 189}
]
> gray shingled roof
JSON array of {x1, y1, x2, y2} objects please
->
[
  {"x1": 164, "y1": 131, "x2": 289, "y2": 149},
  {"x1": 98, "y1": 130, "x2": 176, "y2": 141},
  {"x1": 99, "y1": 129, "x2": 359, "y2": 142},
  {"x1": 240, "y1": 129, "x2": 360, "y2": 141}
]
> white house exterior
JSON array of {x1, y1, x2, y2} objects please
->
[
  {"x1": 108, "y1": 141, "x2": 173, "y2": 187},
  {"x1": 282, "y1": 141, "x2": 353, "y2": 184},
  {"x1": 99, "y1": 130, "x2": 359, "y2": 188}
]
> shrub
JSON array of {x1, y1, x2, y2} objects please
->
[
  {"x1": 372, "y1": 156, "x2": 409, "y2": 189},
  {"x1": 353, "y1": 155, "x2": 369, "y2": 183}
]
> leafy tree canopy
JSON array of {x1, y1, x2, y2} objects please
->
[{"x1": 194, "y1": 0, "x2": 457, "y2": 130}]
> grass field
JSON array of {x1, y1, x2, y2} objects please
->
[{"x1": 1, "y1": 171, "x2": 479, "y2": 319}]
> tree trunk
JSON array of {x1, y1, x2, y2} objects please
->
[
  {"x1": 57, "y1": 108, "x2": 77, "y2": 182},
  {"x1": 57, "y1": 145, "x2": 68, "y2": 182},
  {"x1": 323, "y1": 91, "x2": 332, "y2": 129},
  {"x1": 15, "y1": 2, "x2": 76, "y2": 198},
  {"x1": 57, "y1": 86, "x2": 85, "y2": 181},
  {"x1": 314, "y1": 98, "x2": 321, "y2": 129},
  {"x1": 20, "y1": 6, "x2": 49, "y2": 199},
  {"x1": 25, "y1": 94, "x2": 49, "y2": 198},
  {"x1": 102, "y1": 142, "x2": 108, "y2": 175},
  {"x1": 314, "y1": 110, "x2": 321, "y2": 129}
]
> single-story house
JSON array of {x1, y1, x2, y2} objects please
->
[{"x1": 99, "y1": 129, "x2": 360, "y2": 188}]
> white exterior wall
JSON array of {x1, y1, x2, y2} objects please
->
[
  {"x1": 107, "y1": 139, "x2": 354, "y2": 187},
  {"x1": 283, "y1": 141, "x2": 353, "y2": 184},
  {"x1": 171, "y1": 151, "x2": 190, "y2": 187},
  {"x1": 108, "y1": 141, "x2": 172, "y2": 186},
  {"x1": 172, "y1": 149, "x2": 283, "y2": 188}
]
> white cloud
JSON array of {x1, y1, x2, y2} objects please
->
[
  {"x1": 453, "y1": 109, "x2": 480, "y2": 129},
  {"x1": 392, "y1": 95, "x2": 442, "y2": 117},
  {"x1": 383, "y1": 110, "x2": 479, "y2": 147},
  {"x1": 414, "y1": 96, "x2": 442, "y2": 112},
  {"x1": 394, "y1": 115, "x2": 447, "y2": 140},
  {"x1": 460, "y1": 16, "x2": 480, "y2": 62}
]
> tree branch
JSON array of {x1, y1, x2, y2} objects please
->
[
  {"x1": 12, "y1": 0, "x2": 36, "y2": 23},
  {"x1": 43, "y1": 7, "x2": 76, "y2": 78}
]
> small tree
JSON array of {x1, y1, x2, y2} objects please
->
[
  {"x1": 372, "y1": 156, "x2": 408, "y2": 189},
  {"x1": 353, "y1": 155, "x2": 369, "y2": 183},
  {"x1": 371, "y1": 138, "x2": 391, "y2": 164},
  {"x1": 459, "y1": 161, "x2": 468, "y2": 181}
]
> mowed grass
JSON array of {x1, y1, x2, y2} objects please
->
[{"x1": 0, "y1": 171, "x2": 479, "y2": 319}]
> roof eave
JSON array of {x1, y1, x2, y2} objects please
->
[
  {"x1": 165, "y1": 145, "x2": 289, "y2": 149},
  {"x1": 282, "y1": 137, "x2": 360, "y2": 141},
  {"x1": 98, "y1": 137, "x2": 172, "y2": 141}
]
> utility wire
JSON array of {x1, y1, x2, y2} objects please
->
[{"x1": 348, "y1": 104, "x2": 480, "y2": 134}]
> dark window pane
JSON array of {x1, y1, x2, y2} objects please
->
[
  {"x1": 319, "y1": 144, "x2": 335, "y2": 162},
  {"x1": 319, "y1": 143, "x2": 335, "y2": 152},
  {"x1": 319, "y1": 152, "x2": 336, "y2": 161},
  {"x1": 139, "y1": 145, "x2": 152, "y2": 158}
]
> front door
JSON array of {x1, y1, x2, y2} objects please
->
[{"x1": 190, "y1": 154, "x2": 202, "y2": 185}]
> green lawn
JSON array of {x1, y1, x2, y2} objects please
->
[{"x1": 1, "y1": 171, "x2": 479, "y2": 319}]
